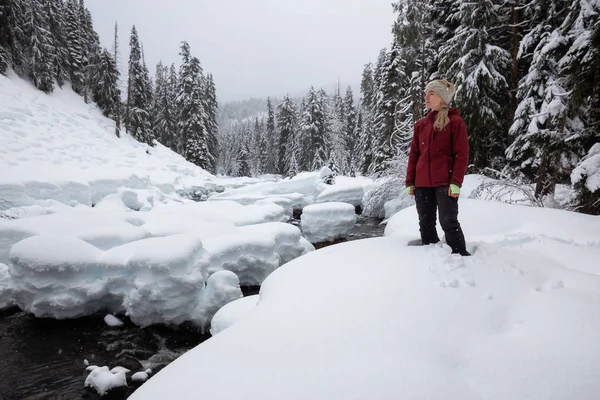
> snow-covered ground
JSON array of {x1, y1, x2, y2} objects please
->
[
  {"x1": 3, "y1": 72, "x2": 600, "y2": 398},
  {"x1": 131, "y1": 199, "x2": 600, "y2": 400}
]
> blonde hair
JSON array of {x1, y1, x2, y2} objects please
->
[{"x1": 430, "y1": 80, "x2": 455, "y2": 131}]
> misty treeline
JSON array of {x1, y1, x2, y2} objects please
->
[
  {"x1": 220, "y1": 0, "x2": 599, "y2": 214},
  {"x1": 0, "y1": 0, "x2": 218, "y2": 173}
]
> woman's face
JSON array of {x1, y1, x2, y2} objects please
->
[{"x1": 425, "y1": 90, "x2": 444, "y2": 111}]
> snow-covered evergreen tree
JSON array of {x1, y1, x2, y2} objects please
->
[
  {"x1": 152, "y1": 61, "x2": 171, "y2": 147},
  {"x1": 371, "y1": 42, "x2": 405, "y2": 174},
  {"x1": 27, "y1": 0, "x2": 55, "y2": 93},
  {"x1": 6, "y1": 0, "x2": 28, "y2": 76},
  {"x1": 299, "y1": 87, "x2": 328, "y2": 171},
  {"x1": 439, "y1": 0, "x2": 512, "y2": 170},
  {"x1": 46, "y1": 0, "x2": 68, "y2": 87},
  {"x1": 204, "y1": 73, "x2": 219, "y2": 174},
  {"x1": 0, "y1": 0, "x2": 8, "y2": 74},
  {"x1": 277, "y1": 95, "x2": 298, "y2": 176},
  {"x1": 266, "y1": 97, "x2": 278, "y2": 173},
  {"x1": 392, "y1": 0, "x2": 435, "y2": 153},
  {"x1": 177, "y1": 41, "x2": 210, "y2": 168},
  {"x1": 342, "y1": 86, "x2": 358, "y2": 176},
  {"x1": 126, "y1": 25, "x2": 152, "y2": 145},
  {"x1": 237, "y1": 142, "x2": 251, "y2": 177},
  {"x1": 359, "y1": 63, "x2": 376, "y2": 175},
  {"x1": 65, "y1": 0, "x2": 85, "y2": 94},
  {"x1": 91, "y1": 48, "x2": 120, "y2": 120},
  {"x1": 506, "y1": 0, "x2": 588, "y2": 198}
]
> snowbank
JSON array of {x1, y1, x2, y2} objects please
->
[{"x1": 130, "y1": 200, "x2": 600, "y2": 400}]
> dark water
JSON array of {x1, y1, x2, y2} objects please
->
[{"x1": 0, "y1": 216, "x2": 383, "y2": 399}]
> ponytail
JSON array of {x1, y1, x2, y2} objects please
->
[
  {"x1": 434, "y1": 108, "x2": 450, "y2": 131},
  {"x1": 432, "y1": 80, "x2": 455, "y2": 131}
]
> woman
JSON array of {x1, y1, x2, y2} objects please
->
[{"x1": 405, "y1": 79, "x2": 470, "y2": 256}]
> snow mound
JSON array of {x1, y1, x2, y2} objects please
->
[
  {"x1": 300, "y1": 202, "x2": 357, "y2": 243},
  {"x1": 9, "y1": 233, "x2": 211, "y2": 326}
]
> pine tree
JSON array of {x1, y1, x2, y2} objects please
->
[
  {"x1": 328, "y1": 82, "x2": 347, "y2": 174},
  {"x1": 167, "y1": 63, "x2": 179, "y2": 150},
  {"x1": 79, "y1": 1, "x2": 100, "y2": 102},
  {"x1": 0, "y1": 0, "x2": 9, "y2": 74},
  {"x1": 152, "y1": 61, "x2": 170, "y2": 146},
  {"x1": 343, "y1": 87, "x2": 359, "y2": 176},
  {"x1": 46, "y1": 0, "x2": 68, "y2": 87},
  {"x1": 0, "y1": 45, "x2": 8, "y2": 74},
  {"x1": 7, "y1": 0, "x2": 28, "y2": 76},
  {"x1": 506, "y1": 0, "x2": 576, "y2": 198},
  {"x1": 204, "y1": 73, "x2": 219, "y2": 173},
  {"x1": 266, "y1": 97, "x2": 278, "y2": 173},
  {"x1": 277, "y1": 95, "x2": 297, "y2": 176},
  {"x1": 371, "y1": 42, "x2": 405, "y2": 173},
  {"x1": 64, "y1": 0, "x2": 85, "y2": 94},
  {"x1": 27, "y1": 0, "x2": 55, "y2": 93},
  {"x1": 126, "y1": 25, "x2": 152, "y2": 145},
  {"x1": 299, "y1": 87, "x2": 328, "y2": 171},
  {"x1": 177, "y1": 41, "x2": 210, "y2": 168},
  {"x1": 359, "y1": 63, "x2": 376, "y2": 175},
  {"x1": 237, "y1": 142, "x2": 251, "y2": 177},
  {"x1": 392, "y1": 0, "x2": 435, "y2": 153},
  {"x1": 559, "y1": 0, "x2": 600, "y2": 158},
  {"x1": 91, "y1": 48, "x2": 120, "y2": 120},
  {"x1": 439, "y1": 0, "x2": 512, "y2": 170},
  {"x1": 112, "y1": 21, "x2": 121, "y2": 137}
]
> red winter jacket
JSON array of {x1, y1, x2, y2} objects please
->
[{"x1": 405, "y1": 108, "x2": 469, "y2": 188}]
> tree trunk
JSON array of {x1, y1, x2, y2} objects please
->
[
  {"x1": 509, "y1": 2, "x2": 520, "y2": 134},
  {"x1": 535, "y1": 151, "x2": 556, "y2": 200}
]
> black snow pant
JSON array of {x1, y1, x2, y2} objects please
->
[{"x1": 414, "y1": 186, "x2": 468, "y2": 255}]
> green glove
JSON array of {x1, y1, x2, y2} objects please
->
[
  {"x1": 406, "y1": 186, "x2": 414, "y2": 195},
  {"x1": 449, "y1": 184, "x2": 460, "y2": 195}
]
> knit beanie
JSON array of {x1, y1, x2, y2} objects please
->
[{"x1": 425, "y1": 80, "x2": 455, "y2": 106}]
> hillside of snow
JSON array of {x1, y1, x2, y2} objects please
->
[{"x1": 0, "y1": 72, "x2": 213, "y2": 210}]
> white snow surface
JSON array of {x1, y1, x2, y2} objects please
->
[
  {"x1": 131, "y1": 200, "x2": 600, "y2": 400},
  {"x1": 208, "y1": 171, "x2": 373, "y2": 211},
  {"x1": 300, "y1": 202, "x2": 357, "y2": 243},
  {"x1": 572, "y1": 143, "x2": 600, "y2": 192},
  {"x1": 210, "y1": 294, "x2": 259, "y2": 336},
  {"x1": 84, "y1": 366, "x2": 127, "y2": 396},
  {"x1": 0, "y1": 72, "x2": 213, "y2": 210}
]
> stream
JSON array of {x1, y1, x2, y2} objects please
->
[{"x1": 0, "y1": 215, "x2": 384, "y2": 400}]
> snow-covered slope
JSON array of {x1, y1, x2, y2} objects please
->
[{"x1": 0, "y1": 72, "x2": 213, "y2": 209}]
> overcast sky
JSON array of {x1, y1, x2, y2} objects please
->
[{"x1": 86, "y1": 0, "x2": 396, "y2": 102}]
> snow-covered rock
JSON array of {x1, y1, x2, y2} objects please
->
[
  {"x1": 0, "y1": 263, "x2": 15, "y2": 310},
  {"x1": 84, "y1": 366, "x2": 127, "y2": 396},
  {"x1": 300, "y1": 202, "x2": 357, "y2": 243},
  {"x1": 203, "y1": 232, "x2": 279, "y2": 286}
]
